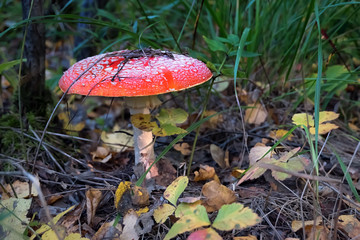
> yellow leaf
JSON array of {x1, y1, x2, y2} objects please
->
[
  {"x1": 212, "y1": 203, "x2": 261, "y2": 231},
  {"x1": 269, "y1": 129, "x2": 294, "y2": 141},
  {"x1": 293, "y1": 111, "x2": 339, "y2": 135},
  {"x1": 319, "y1": 111, "x2": 339, "y2": 124},
  {"x1": 130, "y1": 113, "x2": 157, "y2": 131},
  {"x1": 153, "y1": 204, "x2": 176, "y2": 223},
  {"x1": 64, "y1": 233, "x2": 89, "y2": 240},
  {"x1": 163, "y1": 176, "x2": 189, "y2": 206},
  {"x1": 135, "y1": 207, "x2": 149, "y2": 216},
  {"x1": 292, "y1": 113, "x2": 314, "y2": 127},
  {"x1": 101, "y1": 125, "x2": 133, "y2": 152}
]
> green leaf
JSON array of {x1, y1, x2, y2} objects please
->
[
  {"x1": 156, "y1": 108, "x2": 188, "y2": 125},
  {"x1": 203, "y1": 36, "x2": 228, "y2": 53},
  {"x1": 175, "y1": 202, "x2": 202, "y2": 218},
  {"x1": 164, "y1": 204, "x2": 210, "y2": 240},
  {"x1": 0, "y1": 59, "x2": 26, "y2": 74},
  {"x1": 272, "y1": 155, "x2": 310, "y2": 181},
  {"x1": 212, "y1": 203, "x2": 261, "y2": 231},
  {"x1": 163, "y1": 176, "x2": 189, "y2": 206}
]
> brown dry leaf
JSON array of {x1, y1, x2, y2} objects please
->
[
  {"x1": 92, "y1": 220, "x2": 122, "y2": 240},
  {"x1": 194, "y1": 165, "x2": 218, "y2": 182},
  {"x1": 174, "y1": 142, "x2": 191, "y2": 155},
  {"x1": 210, "y1": 144, "x2": 230, "y2": 168},
  {"x1": 233, "y1": 235, "x2": 258, "y2": 240},
  {"x1": 201, "y1": 180, "x2": 236, "y2": 212},
  {"x1": 291, "y1": 216, "x2": 322, "y2": 232},
  {"x1": 131, "y1": 185, "x2": 150, "y2": 207},
  {"x1": 343, "y1": 195, "x2": 360, "y2": 211},
  {"x1": 337, "y1": 215, "x2": 360, "y2": 238},
  {"x1": 120, "y1": 210, "x2": 139, "y2": 240},
  {"x1": 306, "y1": 225, "x2": 329, "y2": 240},
  {"x1": 2, "y1": 180, "x2": 38, "y2": 200},
  {"x1": 86, "y1": 187, "x2": 102, "y2": 226},
  {"x1": 284, "y1": 238, "x2": 300, "y2": 240},
  {"x1": 269, "y1": 129, "x2": 294, "y2": 141},
  {"x1": 245, "y1": 103, "x2": 268, "y2": 125}
]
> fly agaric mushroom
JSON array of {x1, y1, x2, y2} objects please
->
[{"x1": 59, "y1": 48, "x2": 212, "y2": 178}]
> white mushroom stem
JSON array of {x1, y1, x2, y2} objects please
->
[{"x1": 124, "y1": 96, "x2": 162, "y2": 178}]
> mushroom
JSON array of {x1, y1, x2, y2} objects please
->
[{"x1": 59, "y1": 48, "x2": 212, "y2": 178}]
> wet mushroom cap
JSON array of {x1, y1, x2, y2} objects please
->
[{"x1": 59, "y1": 50, "x2": 213, "y2": 97}]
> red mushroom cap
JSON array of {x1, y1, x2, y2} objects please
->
[{"x1": 59, "y1": 50, "x2": 212, "y2": 97}]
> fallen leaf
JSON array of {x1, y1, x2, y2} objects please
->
[
  {"x1": 248, "y1": 144, "x2": 273, "y2": 166},
  {"x1": 101, "y1": 126, "x2": 133, "y2": 152},
  {"x1": 3, "y1": 180, "x2": 38, "y2": 199},
  {"x1": 31, "y1": 205, "x2": 76, "y2": 240},
  {"x1": 187, "y1": 228, "x2": 222, "y2": 240},
  {"x1": 120, "y1": 210, "x2": 139, "y2": 240},
  {"x1": 131, "y1": 113, "x2": 157, "y2": 131},
  {"x1": 212, "y1": 203, "x2": 261, "y2": 231},
  {"x1": 292, "y1": 111, "x2": 339, "y2": 135},
  {"x1": 174, "y1": 142, "x2": 192, "y2": 155},
  {"x1": 210, "y1": 144, "x2": 229, "y2": 168},
  {"x1": 194, "y1": 165, "x2": 218, "y2": 182},
  {"x1": 291, "y1": 216, "x2": 322, "y2": 232},
  {"x1": 245, "y1": 103, "x2": 268, "y2": 125},
  {"x1": 64, "y1": 233, "x2": 89, "y2": 240},
  {"x1": 131, "y1": 185, "x2": 149, "y2": 207},
  {"x1": 337, "y1": 215, "x2": 360, "y2": 238},
  {"x1": 269, "y1": 129, "x2": 294, "y2": 141},
  {"x1": 153, "y1": 203, "x2": 176, "y2": 224},
  {"x1": 91, "y1": 146, "x2": 111, "y2": 162},
  {"x1": 164, "y1": 204, "x2": 210, "y2": 240},
  {"x1": 86, "y1": 187, "x2": 102, "y2": 226},
  {"x1": 163, "y1": 176, "x2": 189, "y2": 206},
  {"x1": 233, "y1": 235, "x2": 258, "y2": 240},
  {"x1": 175, "y1": 202, "x2": 202, "y2": 218},
  {"x1": 0, "y1": 198, "x2": 32, "y2": 240},
  {"x1": 92, "y1": 220, "x2": 122, "y2": 240},
  {"x1": 202, "y1": 180, "x2": 236, "y2": 212}
]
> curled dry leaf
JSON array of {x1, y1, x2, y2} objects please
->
[
  {"x1": 194, "y1": 165, "x2": 219, "y2": 182},
  {"x1": 201, "y1": 180, "x2": 236, "y2": 212},
  {"x1": 86, "y1": 187, "x2": 102, "y2": 226},
  {"x1": 91, "y1": 146, "x2": 112, "y2": 163},
  {"x1": 174, "y1": 142, "x2": 191, "y2": 155}
]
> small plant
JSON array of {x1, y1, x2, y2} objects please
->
[{"x1": 153, "y1": 176, "x2": 261, "y2": 240}]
